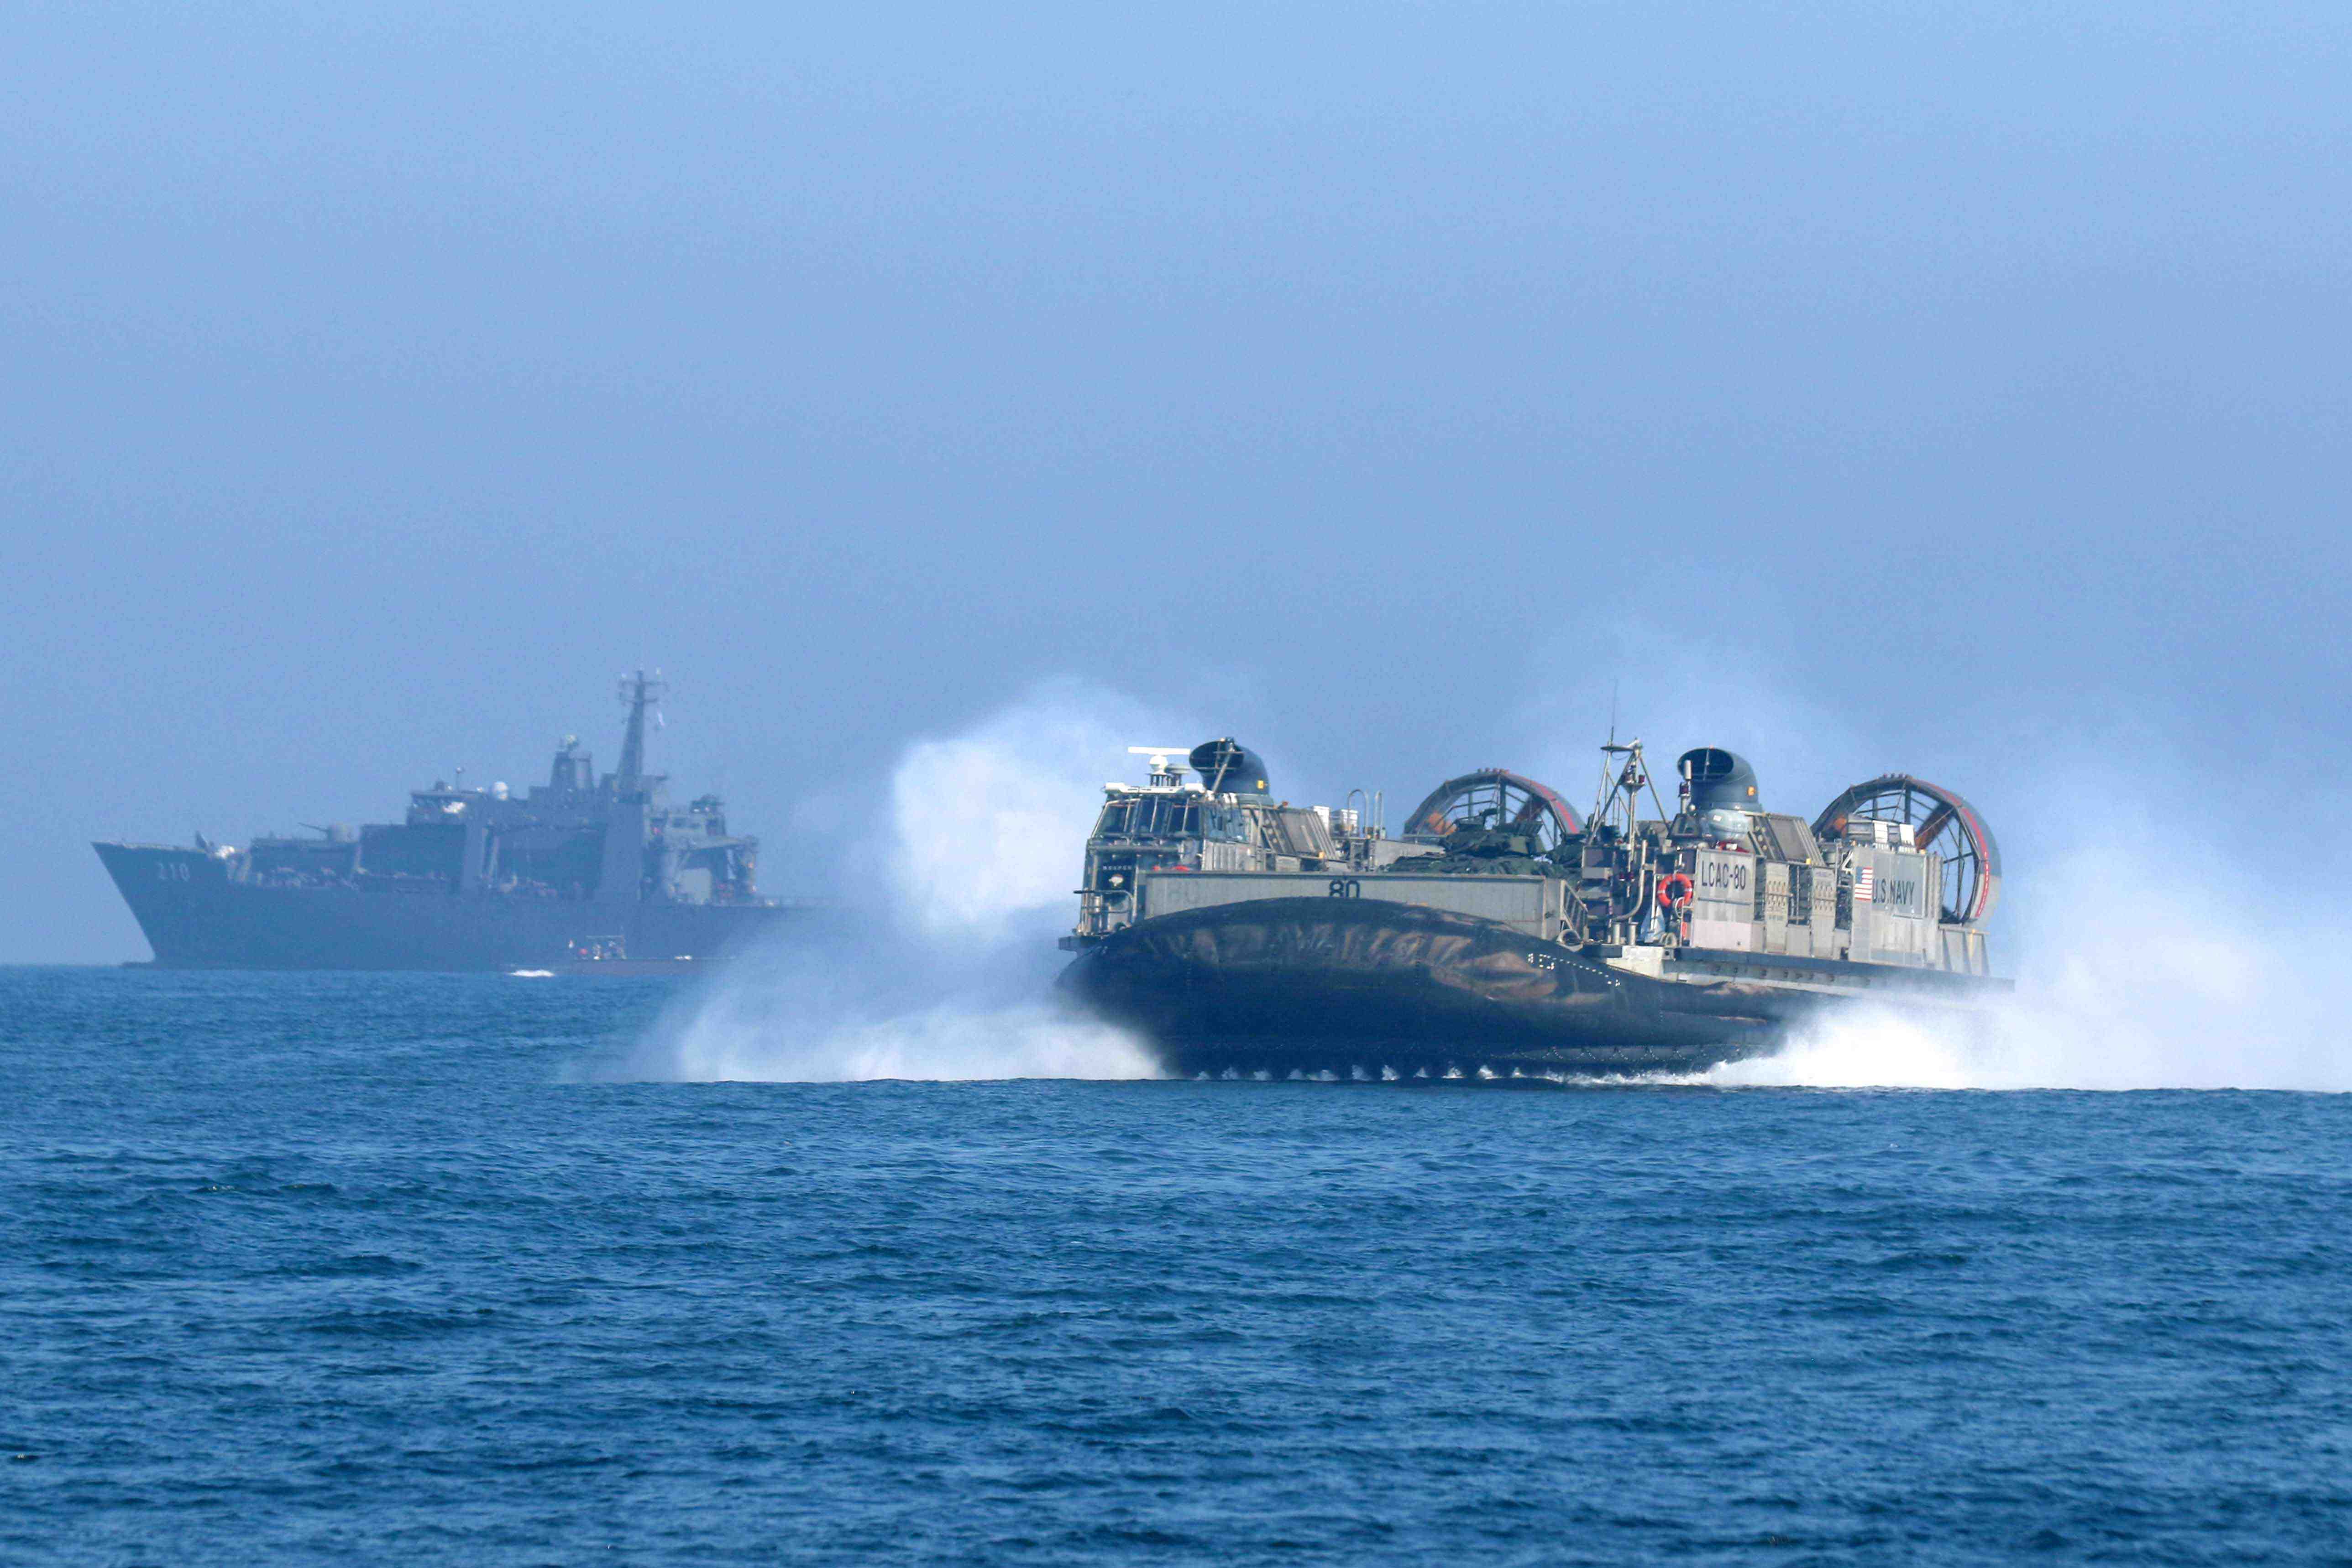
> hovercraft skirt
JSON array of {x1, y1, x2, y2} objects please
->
[{"x1": 1059, "y1": 897, "x2": 1835, "y2": 1080}]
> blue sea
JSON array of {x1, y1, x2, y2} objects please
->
[{"x1": 3, "y1": 967, "x2": 2347, "y2": 1565}]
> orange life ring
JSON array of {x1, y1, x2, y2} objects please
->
[{"x1": 1657, "y1": 872, "x2": 1694, "y2": 910}]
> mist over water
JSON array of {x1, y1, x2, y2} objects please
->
[
  {"x1": 640, "y1": 978, "x2": 1155, "y2": 1085},
  {"x1": 1718, "y1": 837, "x2": 2352, "y2": 1092},
  {"x1": 608, "y1": 681, "x2": 1181, "y2": 1082},
  {"x1": 884, "y1": 680, "x2": 1189, "y2": 948}
]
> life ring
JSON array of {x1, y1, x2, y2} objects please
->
[{"x1": 1656, "y1": 872, "x2": 1694, "y2": 910}]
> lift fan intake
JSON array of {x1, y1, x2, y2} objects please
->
[
  {"x1": 1813, "y1": 774, "x2": 2000, "y2": 926},
  {"x1": 1402, "y1": 769, "x2": 1582, "y2": 855}
]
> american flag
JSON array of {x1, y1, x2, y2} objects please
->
[{"x1": 1854, "y1": 866, "x2": 1875, "y2": 902}]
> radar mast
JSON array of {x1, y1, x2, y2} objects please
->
[{"x1": 616, "y1": 669, "x2": 665, "y2": 794}]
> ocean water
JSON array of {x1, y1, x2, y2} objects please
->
[{"x1": 3, "y1": 968, "x2": 2348, "y2": 1565}]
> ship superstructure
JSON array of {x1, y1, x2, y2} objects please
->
[
  {"x1": 1059, "y1": 737, "x2": 2006, "y2": 1077},
  {"x1": 95, "y1": 673, "x2": 803, "y2": 970}
]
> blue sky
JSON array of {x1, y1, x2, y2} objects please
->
[{"x1": 5, "y1": 3, "x2": 2346, "y2": 960}]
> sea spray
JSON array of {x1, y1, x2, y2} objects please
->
[
  {"x1": 607, "y1": 679, "x2": 1187, "y2": 1082},
  {"x1": 1715, "y1": 834, "x2": 2352, "y2": 1091},
  {"x1": 657, "y1": 994, "x2": 1154, "y2": 1083},
  {"x1": 881, "y1": 685, "x2": 1174, "y2": 946}
]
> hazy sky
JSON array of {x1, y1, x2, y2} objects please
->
[{"x1": 6, "y1": 3, "x2": 2346, "y2": 961}]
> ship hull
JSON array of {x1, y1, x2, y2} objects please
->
[
  {"x1": 1060, "y1": 897, "x2": 1995, "y2": 1079},
  {"x1": 95, "y1": 843, "x2": 805, "y2": 972}
]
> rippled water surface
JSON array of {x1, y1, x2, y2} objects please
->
[{"x1": 4, "y1": 968, "x2": 2347, "y2": 1564}]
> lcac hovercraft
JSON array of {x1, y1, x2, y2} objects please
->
[{"x1": 1056, "y1": 738, "x2": 2007, "y2": 1079}]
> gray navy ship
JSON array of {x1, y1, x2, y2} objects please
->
[
  {"x1": 96, "y1": 674, "x2": 804, "y2": 972},
  {"x1": 1059, "y1": 737, "x2": 2008, "y2": 1077}
]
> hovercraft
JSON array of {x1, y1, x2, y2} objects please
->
[{"x1": 1057, "y1": 738, "x2": 2006, "y2": 1079}]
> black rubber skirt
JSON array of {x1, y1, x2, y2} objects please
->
[{"x1": 1058, "y1": 897, "x2": 1832, "y2": 1080}]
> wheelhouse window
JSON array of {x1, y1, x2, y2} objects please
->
[
  {"x1": 1095, "y1": 798, "x2": 1206, "y2": 839},
  {"x1": 1203, "y1": 805, "x2": 1251, "y2": 843}
]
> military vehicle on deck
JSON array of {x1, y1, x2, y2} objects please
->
[
  {"x1": 95, "y1": 673, "x2": 807, "y2": 971},
  {"x1": 1058, "y1": 737, "x2": 2006, "y2": 1077}
]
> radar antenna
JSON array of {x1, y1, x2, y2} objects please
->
[{"x1": 1126, "y1": 746, "x2": 1193, "y2": 789}]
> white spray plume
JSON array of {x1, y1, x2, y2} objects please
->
[
  {"x1": 605, "y1": 679, "x2": 1188, "y2": 1082},
  {"x1": 885, "y1": 679, "x2": 1181, "y2": 945},
  {"x1": 1712, "y1": 810, "x2": 2352, "y2": 1091},
  {"x1": 638, "y1": 947, "x2": 1158, "y2": 1083}
]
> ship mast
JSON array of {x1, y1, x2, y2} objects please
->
[{"x1": 616, "y1": 669, "x2": 665, "y2": 795}]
